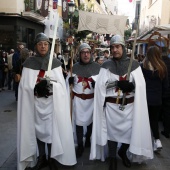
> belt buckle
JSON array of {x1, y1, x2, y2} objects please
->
[{"x1": 81, "y1": 93, "x2": 86, "y2": 100}]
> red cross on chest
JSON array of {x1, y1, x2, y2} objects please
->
[
  {"x1": 77, "y1": 76, "x2": 93, "y2": 90},
  {"x1": 115, "y1": 75, "x2": 127, "y2": 92}
]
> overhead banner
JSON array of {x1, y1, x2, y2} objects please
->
[
  {"x1": 41, "y1": 0, "x2": 50, "y2": 17},
  {"x1": 53, "y1": 0, "x2": 58, "y2": 9},
  {"x1": 62, "y1": 0, "x2": 69, "y2": 20},
  {"x1": 78, "y1": 10, "x2": 128, "y2": 35}
]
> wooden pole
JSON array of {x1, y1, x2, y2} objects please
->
[
  {"x1": 70, "y1": 45, "x2": 74, "y2": 121},
  {"x1": 119, "y1": 17, "x2": 140, "y2": 111}
]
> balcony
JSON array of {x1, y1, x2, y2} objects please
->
[{"x1": 22, "y1": 11, "x2": 45, "y2": 22}]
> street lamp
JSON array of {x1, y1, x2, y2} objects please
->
[
  {"x1": 68, "y1": 0, "x2": 75, "y2": 36},
  {"x1": 68, "y1": 0, "x2": 75, "y2": 14}
]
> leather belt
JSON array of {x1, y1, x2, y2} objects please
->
[
  {"x1": 105, "y1": 96, "x2": 134, "y2": 105},
  {"x1": 35, "y1": 92, "x2": 53, "y2": 98},
  {"x1": 73, "y1": 92, "x2": 94, "y2": 100}
]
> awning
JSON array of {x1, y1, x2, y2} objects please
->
[
  {"x1": 127, "y1": 24, "x2": 170, "y2": 43},
  {"x1": 138, "y1": 24, "x2": 170, "y2": 42}
]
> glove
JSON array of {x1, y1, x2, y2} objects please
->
[
  {"x1": 34, "y1": 80, "x2": 49, "y2": 98},
  {"x1": 91, "y1": 81, "x2": 95, "y2": 88},
  {"x1": 68, "y1": 77, "x2": 74, "y2": 85},
  {"x1": 117, "y1": 80, "x2": 134, "y2": 93}
]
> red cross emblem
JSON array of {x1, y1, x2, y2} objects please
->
[{"x1": 77, "y1": 76, "x2": 93, "y2": 90}]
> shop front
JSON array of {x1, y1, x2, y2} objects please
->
[{"x1": 0, "y1": 15, "x2": 44, "y2": 52}]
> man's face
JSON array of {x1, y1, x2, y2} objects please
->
[
  {"x1": 80, "y1": 49, "x2": 91, "y2": 64},
  {"x1": 36, "y1": 41, "x2": 49, "y2": 57},
  {"x1": 110, "y1": 44, "x2": 123, "y2": 59},
  {"x1": 104, "y1": 52, "x2": 109, "y2": 58}
]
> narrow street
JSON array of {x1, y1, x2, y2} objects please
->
[{"x1": 0, "y1": 89, "x2": 170, "y2": 170}]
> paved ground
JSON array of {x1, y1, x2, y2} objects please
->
[{"x1": 1, "y1": 89, "x2": 170, "y2": 170}]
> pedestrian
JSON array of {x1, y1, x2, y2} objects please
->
[
  {"x1": 13, "y1": 48, "x2": 30, "y2": 83},
  {"x1": 92, "y1": 50, "x2": 98, "y2": 61},
  {"x1": 95, "y1": 56, "x2": 104, "y2": 65},
  {"x1": 161, "y1": 47, "x2": 170, "y2": 138},
  {"x1": 7, "y1": 49, "x2": 15, "y2": 90},
  {"x1": 17, "y1": 32, "x2": 77, "y2": 170},
  {"x1": 12, "y1": 43, "x2": 24, "y2": 101},
  {"x1": 141, "y1": 46, "x2": 168, "y2": 152},
  {"x1": 0, "y1": 51, "x2": 8, "y2": 90},
  {"x1": 103, "y1": 49, "x2": 110, "y2": 61},
  {"x1": 90, "y1": 35, "x2": 153, "y2": 170},
  {"x1": 67, "y1": 43, "x2": 100, "y2": 158}
]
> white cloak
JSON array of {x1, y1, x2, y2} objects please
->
[
  {"x1": 17, "y1": 66, "x2": 77, "y2": 170},
  {"x1": 66, "y1": 74, "x2": 98, "y2": 126},
  {"x1": 90, "y1": 67, "x2": 153, "y2": 162}
]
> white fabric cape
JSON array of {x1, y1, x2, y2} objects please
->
[
  {"x1": 90, "y1": 67, "x2": 153, "y2": 162},
  {"x1": 17, "y1": 66, "x2": 77, "y2": 170}
]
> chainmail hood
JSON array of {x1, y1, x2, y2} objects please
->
[
  {"x1": 23, "y1": 53, "x2": 61, "y2": 70},
  {"x1": 73, "y1": 61, "x2": 100, "y2": 77},
  {"x1": 102, "y1": 47, "x2": 139, "y2": 76}
]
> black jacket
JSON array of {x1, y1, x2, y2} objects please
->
[
  {"x1": 141, "y1": 63, "x2": 169, "y2": 105},
  {"x1": 162, "y1": 56, "x2": 170, "y2": 99}
]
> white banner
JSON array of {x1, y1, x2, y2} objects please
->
[{"x1": 78, "y1": 10, "x2": 128, "y2": 36}]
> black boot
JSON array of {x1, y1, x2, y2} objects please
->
[
  {"x1": 48, "y1": 157, "x2": 58, "y2": 170},
  {"x1": 118, "y1": 148, "x2": 131, "y2": 168},
  {"x1": 85, "y1": 123, "x2": 92, "y2": 148},
  {"x1": 76, "y1": 144, "x2": 84, "y2": 158},
  {"x1": 76, "y1": 125, "x2": 84, "y2": 158},
  {"x1": 161, "y1": 131, "x2": 170, "y2": 138},
  {"x1": 85, "y1": 136, "x2": 91, "y2": 147},
  {"x1": 109, "y1": 157, "x2": 117, "y2": 170},
  {"x1": 25, "y1": 155, "x2": 48, "y2": 170}
]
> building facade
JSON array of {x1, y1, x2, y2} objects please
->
[{"x1": 0, "y1": 0, "x2": 47, "y2": 51}]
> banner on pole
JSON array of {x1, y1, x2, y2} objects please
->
[
  {"x1": 78, "y1": 10, "x2": 128, "y2": 36},
  {"x1": 53, "y1": 0, "x2": 58, "y2": 9}
]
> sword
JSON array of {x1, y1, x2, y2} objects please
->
[
  {"x1": 119, "y1": 17, "x2": 140, "y2": 111},
  {"x1": 46, "y1": 13, "x2": 59, "y2": 78},
  {"x1": 106, "y1": 81, "x2": 118, "y2": 90}
]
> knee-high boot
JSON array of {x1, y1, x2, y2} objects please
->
[
  {"x1": 76, "y1": 125, "x2": 84, "y2": 158},
  {"x1": 25, "y1": 139, "x2": 48, "y2": 170},
  {"x1": 108, "y1": 140, "x2": 117, "y2": 170},
  {"x1": 85, "y1": 123, "x2": 92, "y2": 147},
  {"x1": 118, "y1": 143, "x2": 131, "y2": 168},
  {"x1": 47, "y1": 143, "x2": 58, "y2": 170}
]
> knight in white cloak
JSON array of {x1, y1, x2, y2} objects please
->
[
  {"x1": 67, "y1": 43, "x2": 100, "y2": 158},
  {"x1": 17, "y1": 33, "x2": 77, "y2": 170},
  {"x1": 90, "y1": 35, "x2": 153, "y2": 170}
]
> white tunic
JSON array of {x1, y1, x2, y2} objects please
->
[
  {"x1": 90, "y1": 67, "x2": 153, "y2": 163},
  {"x1": 34, "y1": 96, "x2": 53, "y2": 143},
  {"x1": 70, "y1": 74, "x2": 97, "y2": 126},
  {"x1": 17, "y1": 66, "x2": 77, "y2": 170}
]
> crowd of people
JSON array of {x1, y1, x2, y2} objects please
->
[
  {"x1": 1, "y1": 32, "x2": 170, "y2": 170},
  {"x1": 0, "y1": 45, "x2": 33, "y2": 97}
]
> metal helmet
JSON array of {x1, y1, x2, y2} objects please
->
[
  {"x1": 78, "y1": 43, "x2": 91, "y2": 53},
  {"x1": 34, "y1": 32, "x2": 51, "y2": 45},
  {"x1": 110, "y1": 34, "x2": 125, "y2": 46}
]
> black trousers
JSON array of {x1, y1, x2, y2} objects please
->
[
  {"x1": 161, "y1": 98, "x2": 170, "y2": 134},
  {"x1": 76, "y1": 123, "x2": 92, "y2": 146},
  {"x1": 37, "y1": 138, "x2": 51, "y2": 157},
  {"x1": 108, "y1": 140, "x2": 129, "y2": 158},
  {"x1": 148, "y1": 105, "x2": 161, "y2": 139},
  {"x1": 14, "y1": 81, "x2": 19, "y2": 100}
]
